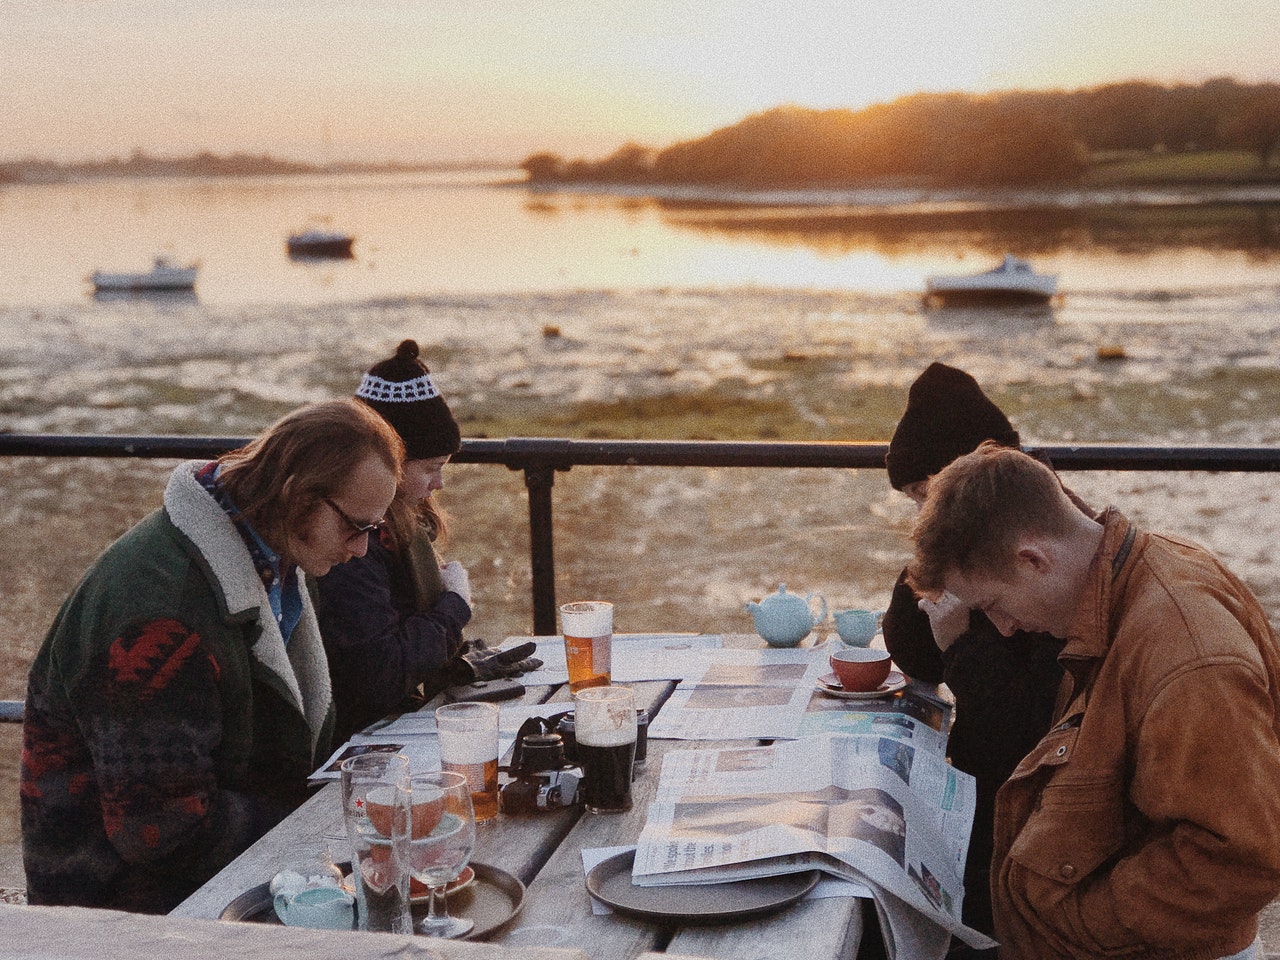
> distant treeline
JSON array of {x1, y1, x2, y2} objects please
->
[
  {"x1": 0, "y1": 151, "x2": 509, "y2": 183},
  {"x1": 0, "y1": 151, "x2": 315, "y2": 182},
  {"x1": 522, "y1": 78, "x2": 1280, "y2": 189}
]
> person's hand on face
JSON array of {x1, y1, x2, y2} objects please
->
[
  {"x1": 902, "y1": 479, "x2": 930, "y2": 509},
  {"x1": 917, "y1": 591, "x2": 969, "y2": 651}
]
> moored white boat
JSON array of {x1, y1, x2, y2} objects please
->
[
  {"x1": 286, "y1": 228, "x2": 354, "y2": 258},
  {"x1": 925, "y1": 254, "x2": 1058, "y2": 305},
  {"x1": 90, "y1": 256, "x2": 198, "y2": 292}
]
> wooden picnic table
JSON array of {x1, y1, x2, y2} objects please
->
[{"x1": 172, "y1": 633, "x2": 944, "y2": 960}]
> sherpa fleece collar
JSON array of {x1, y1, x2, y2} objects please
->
[{"x1": 163, "y1": 460, "x2": 332, "y2": 747}]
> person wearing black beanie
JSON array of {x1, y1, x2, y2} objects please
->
[
  {"x1": 878, "y1": 363, "x2": 1066, "y2": 953},
  {"x1": 315, "y1": 340, "x2": 539, "y2": 742},
  {"x1": 884, "y1": 362, "x2": 1020, "y2": 494}
]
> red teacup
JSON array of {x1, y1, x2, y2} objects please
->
[{"x1": 829, "y1": 648, "x2": 892, "y2": 692}]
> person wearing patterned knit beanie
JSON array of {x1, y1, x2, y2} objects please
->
[
  {"x1": 877, "y1": 363, "x2": 1068, "y2": 952},
  {"x1": 316, "y1": 340, "x2": 539, "y2": 743}
]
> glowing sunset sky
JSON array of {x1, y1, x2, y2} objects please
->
[{"x1": 4, "y1": 0, "x2": 1277, "y2": 165}]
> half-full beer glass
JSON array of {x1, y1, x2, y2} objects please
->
[
  {"x1": 560, "y1": 601, "x2": 612, "y2": 693},
  {"x1": 573, "y1": 685, "x2": 636, "y2": 814},
  {"x1": 435, "y1": 701, "x2": 500, "y2": 822}
]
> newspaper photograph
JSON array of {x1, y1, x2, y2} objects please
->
[
  {"x1": 631, "y1": 732, "x2": 995, "y2": 956},
  {"x1": 800, "y1": 685, "x2": 951, "y2": 757}
]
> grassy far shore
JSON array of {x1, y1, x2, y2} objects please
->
[{"x1": 1084, "y1": 148, "x2": 1280, "y2": 186}]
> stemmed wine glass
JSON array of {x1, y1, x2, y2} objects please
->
[{"x1": 406, "y1": 770, "x2": 476, "y2": 937}]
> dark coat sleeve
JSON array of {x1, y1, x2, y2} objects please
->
[
  {"x1": 316, "y1": 537, "x2": 471, "y2": 741},
  {"x1": 943, "y1": 623, "x2": 1064, "y2": 785},
  {"x1": 881, "y1": 569, "x2": 945, "y2": 683},
  {"x1": 881, "y1": 569, "x2": 1063, "y2": 767}
]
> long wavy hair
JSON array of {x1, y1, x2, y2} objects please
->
[
  {"x1": 217, "y1": 399, "x2": 405, "y2": 554},
  {"x1": 382, "y1": 479, "x2": 450, "y2": 555}
]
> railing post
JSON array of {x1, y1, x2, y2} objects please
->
[{"x1": 523, "y1": 465, "x2": 559, "y2": 636}]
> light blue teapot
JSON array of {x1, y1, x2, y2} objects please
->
[{"x1": 745, "y1": 583, "x2": 827, "y2": 647}]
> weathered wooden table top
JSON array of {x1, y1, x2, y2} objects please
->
[{"x1": 171, "y1": 633, "x2": 917, "y2": 960}]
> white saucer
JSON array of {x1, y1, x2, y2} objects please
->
[{"x1": 815, "y1": 671, "x2": 907, "y2": 700}]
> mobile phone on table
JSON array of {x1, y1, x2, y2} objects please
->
[{"x1": 445, "y1": 678, "x2": 526, "y2": 703}]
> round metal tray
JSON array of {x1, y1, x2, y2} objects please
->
[{"x1": 221, "y1": 861, "x2": 524, "y2": 940}]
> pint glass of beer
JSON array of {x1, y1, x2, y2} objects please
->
[
  {"x1": 572, "y1": 685, "x2": 637, "y2": 814},
  {"x1": 560, "y1": 601, "x2": 613, "y2": 693},
  {"x1": 434, "y1": 702, "x2": 500, "y2": 822}
]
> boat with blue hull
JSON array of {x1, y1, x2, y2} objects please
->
[{"x1": 286, "y1": 228, "x2": 354, "y2": 259}]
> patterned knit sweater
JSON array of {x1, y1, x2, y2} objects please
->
[{"x1": 20, "y1": 461, "x2": 335, "y2": 913}]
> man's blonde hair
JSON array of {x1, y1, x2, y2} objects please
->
[{"x1": 907, "y1": 442, "x2": 1077, "y2": 596}]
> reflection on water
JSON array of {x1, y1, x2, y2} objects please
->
[
  {"x1": 2, "y1": 172, "x2": 1280, "y2": 307},
  {"x1": 922, "y1": 301, "x2": 1059, "y2": 333},
  {"x1": 663, "y1": 200, "x2": 1280, "y2": 258}
]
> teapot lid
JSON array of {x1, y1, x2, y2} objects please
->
[
  {"x1": 768, "y1": 583, "x2": 801, "y2": 599},
  {"x1": 754, "y1": 583, "x2": 810, "y2": 610}
]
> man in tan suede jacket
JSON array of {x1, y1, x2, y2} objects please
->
[{"x1": 908, "y1": 443, "x2": 1280, "y2": 960}]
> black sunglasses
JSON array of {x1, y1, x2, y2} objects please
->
[{"x1": 324, "y1": 497, "x2": 387, "y2": 541}]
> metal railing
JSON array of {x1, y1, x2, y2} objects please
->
[{"x1": 4, "y1": 432, "x2": 1280, "y2": 722}]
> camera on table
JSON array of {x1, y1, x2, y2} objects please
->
[{"x1": 500, "y1": 716, "x2": 582, "y2": 814}]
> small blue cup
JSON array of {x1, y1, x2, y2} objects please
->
[{"x1": 833, "y1": 609, "x2": 879, "y2": 646}]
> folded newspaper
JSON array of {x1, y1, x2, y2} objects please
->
[{"x1": 631, "y1": 732, "x2": 996, "y2": 958}]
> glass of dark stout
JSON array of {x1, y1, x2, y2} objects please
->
[{"x1": 571, "y1": 685, "x2": 637, "y2": 813}]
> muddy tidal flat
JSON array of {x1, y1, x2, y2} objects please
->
[{"x1": 5, "y1": 291, "x2": 1280, "y2": 849}]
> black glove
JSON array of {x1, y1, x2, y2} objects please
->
[{"x1": 459, "y1": 638, "x2": 543, "y2": 681}]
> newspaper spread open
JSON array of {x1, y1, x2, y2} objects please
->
[
  {"x1": 631, "y1": 732, "x2": 996, "y2": 958},
  {"x1": 647, "y1": 647, "x2": 831, "y2": 740}
]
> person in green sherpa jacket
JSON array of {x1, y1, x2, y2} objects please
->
[{"x1": 21, "y1": 399, "x2": 404, "y2": 913}]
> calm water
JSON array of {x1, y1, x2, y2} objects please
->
[{"x1": 2, "y1": 169, "x2": 1279, "y2": 308}]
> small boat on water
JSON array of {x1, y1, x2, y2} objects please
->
[
  {"x1": 90, "y1": 256, "x2": 198, "y2": 292},
  {"x1": 925, "y1": 254, "x2": 1058, "y2": 306},
  {"x1": 286, "y1": 228, "x2": 354, "y2": 259}
]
